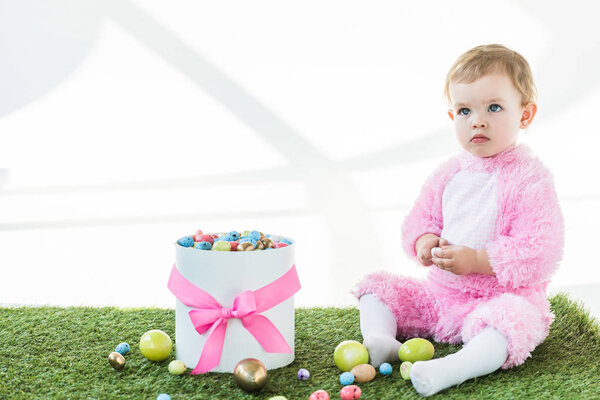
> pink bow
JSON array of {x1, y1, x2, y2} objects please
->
[{"x1": 167, "y1": 264, "x2": 301, "y2": 374}]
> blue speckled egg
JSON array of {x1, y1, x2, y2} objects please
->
[
  {"x1": 156, "y1": 394, "x2": 171, "y2": 400},
  {"x1": 279, "y1": 238, "x2": 293, "y2": 245},
  {"x1": 339, "y1": 372, "x2": 355, "y2": 385},
  {"x1": 195, "y1": 241, "x2": 212, "y2": 250},
  {"x1": 115, "y1": 342, "x2": 130, "y2": 355},
  {"x1": 226, "y1": 231, "x2": 240, "y2": 241},
  {"x1": 178, "y1": 236, "x2": 194, "y2": 247},
  {"x1": 379, "y1": 362, "x2": 392, "y2": 376},
  {"x1": 249, "y1": 230, "x2": 261, "y2": 241}
]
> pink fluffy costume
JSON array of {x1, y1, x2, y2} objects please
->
[{"x1": 354, "y1": 143, "x2": 564, "y2": 368}]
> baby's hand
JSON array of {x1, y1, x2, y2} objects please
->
[
  {"x1": 431, "y1": 240, "x2": 478, "y2": 275},
  {"x1": 415, "y1": 234, "x2": 441, "y2": 267}
]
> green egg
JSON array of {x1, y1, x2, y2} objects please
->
[
  {"x1": 213, "y1": 241, "x2": 231, "y2": 251},
  {"x1": 398, "y1": 338, "x2": 434, "y2": 363},
  {"x1": 400, "y1": 361, "x2": 413, "y2": 380}
]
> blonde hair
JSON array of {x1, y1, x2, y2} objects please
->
[{"x1": 444, "y1": 44, "x2": 537, "y2": 106}]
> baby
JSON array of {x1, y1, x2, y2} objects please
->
[{"x1": 354, "y1": 44, "x2": 564, "y2": 396}]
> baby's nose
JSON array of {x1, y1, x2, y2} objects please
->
[{"x1": 471, "y1": 119, "x2": 488, "y2": 129}]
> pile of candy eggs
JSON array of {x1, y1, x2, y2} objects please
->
[{"x1": 177, "y1": 229, "x2": 293, "y2": 251}]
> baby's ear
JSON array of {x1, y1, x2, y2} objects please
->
[{"x1": 447, "y1": 109, "x2": 454, "y2": 121}]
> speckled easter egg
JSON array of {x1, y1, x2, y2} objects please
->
[
  {"x1": 309, "y1": 390, "x2": 330, "y2": 400},
  {"x1": 340, "y1": 385, "x2": 362, "y2": 400},
  {"x1": 193, "y1": 229, "x2": 204, "y2": 242},
  {"x1": 213, "y1": 241, "x2": 231, "y2": 251},
  {"x1": 156, "y1": 394, "x2": 171, "y2": 400},
  {"x1": 400, "y1": 361, "x2": 413, "y2": 380},
  {"x1": 339, "y1": 372, "x2": 354, "y2": 385},
  {"x1": 379, "y1": 362, "x2": 392, "y2": 376},
  {"x1": 168, "y1": 360, "x2": 186, "y2": 375},
  {"x1": 297, "y1": 368, "x2": 310, "y2": 380},
  {"x1": 350, "y1": 363, "x2": 376, "y2": 382},
  {"x1": 178, "y1": 236, "x2": 194, "y2": 247},
  {"x1": 195, "y1": 241, "x2": 212, "y2": 250},
  {"x1": 115, "y1": 342, "x2": 130, "y2": 355},
  {"x1": 199, "y1": 234, "x2": 214, "y2": 245},
  {"x1": 398, "y1": 338, "x2": 434, "y2": 363},
  {"x1": 268, "y1": 396, "x2": 287, "y2": 400}
]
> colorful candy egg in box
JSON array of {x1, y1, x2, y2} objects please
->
[
  {"x1": 175, "y1": 229, "x2": 294, "y2": 251},
  {"x1": 171, "y1": 230, "x2": 297, "y2": 372}
]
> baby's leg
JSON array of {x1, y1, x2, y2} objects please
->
[
  {"x1": 355, "y1": 272, "x2": 438, "y2": 367},
  {"x1": 359, "y1": 294, "x2": 403, "y2": 367},
  {"x1": 410, "y1": 326, "x2": 508, "y2": 397},
  {"x1": 410, "y1": 292, "x2": 550, "y2": 397}
]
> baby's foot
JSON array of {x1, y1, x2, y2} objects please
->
[{"x1": 362, "y1": 333, "x2": 402, "y2": 368}]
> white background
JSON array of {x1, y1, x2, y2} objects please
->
[{"x1": 1, "y1": 1, "x2": 599, "y2": 319}]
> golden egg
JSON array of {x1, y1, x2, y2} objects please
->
[
  {"x1": 256, "y1": 240, "x2": 265, "y2": 250},
  {"x1": 261, "y1": 238, "x2": 274, "y2": 248},
  {"x1": 233, "y1": 358, "x2": 267, "y2": 392},
  {"x1": 108, "y1": 351, "x2": 126, "y2": 370},
  {"x1": 238, "y1": 242, "x2": 254, "y2": 251}
]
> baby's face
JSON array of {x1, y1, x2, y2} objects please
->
[{"x1": 448, "y1": 73, "x2": 529, "y2": 158}]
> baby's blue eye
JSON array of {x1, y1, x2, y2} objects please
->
[
  {"x1": 489, "y1": 104, "x2": 502, "y2": 112},
  {"x1": 458, "y1": 108, "x2": 470, "y2": 116}
]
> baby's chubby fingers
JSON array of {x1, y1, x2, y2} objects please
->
[{"x1": 430, "y1": 247, "x2": 442, "y2": 258}]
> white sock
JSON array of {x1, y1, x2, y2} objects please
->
[
  {"x1": 359, "y1": 294, "x2": 402, "y2": 368},
  {"x1": 410, "y1": 327, "x2": 508, "y2": 397}
]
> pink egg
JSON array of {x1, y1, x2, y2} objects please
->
[
  {"x1": 340, "y1": 385, "x2": 362, "y2": 400},
  {"x1": 275, "y1": 242, "x2": 289, "y2": 248},
  {"x1": 230, "y1": 241, "x2": 239, "y2": 251},
  {"x1": 309, "y1": 390, "x2": 329, "y2": 400},
  {"x1": 199, "y1": 234, "x2": 214, "y2": 245},
  {"x1": 193, "y1": 229, "x2": 204, "y2": 241}
]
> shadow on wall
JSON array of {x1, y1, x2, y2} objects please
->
[{"x1": 2, "y1": 0, "x2": 600, "y2": 298}]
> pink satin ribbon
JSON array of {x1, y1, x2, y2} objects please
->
[{"x1": 167, "y1": 264, "x2": 301, "y2": 374}]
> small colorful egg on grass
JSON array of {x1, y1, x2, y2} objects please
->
[
  {"x1": 379, "y1": 362, "x2": 392, "y2": 376},
  {"x1": 195, "y1": 241, "x2": 212, "y2": 250},
  {"x1": 156, "y1": 394, "x2": 171, "y2": 400},
  {"x1": 115, "y1": 342, "x2": 130, "y2": 355},
  {"x1": 168, "y1": 360, "x2": 186, "y2": 375},
  {"x1": 339, "y1": 372, "x2": 354, "y2": 385},
  {"x1": 268, "y1": 397, "x2": 288, "y2": 400},
  {"x1": 140, "y1": 330, "x2": 172, "y2": 361},
  {"x1": 334, "y1": 340, "x2": 369, "y2": 371},
  {"x1": 351, "y1": 363, "x2": 376, "y2": 382},
  {"x1": 309, "y1": 390, "x2": 330, "y2": 400},
  {"x1": 213, "y1": 241, "x2": 231, "y2": 251},
  {"x1": 108, "y1": 351, "x2": 125, "y2": 370},
  {"x1": 400, "y1": 361, "x2": 413, "y2": 380},
  {"x1": 398, "y1": 338, "x2": 434, "y2": 363},
  {"x1": 297, "y1": 368, "x2": 310, "y2": 380},
  {"x1": 178, "y1": 236, "x2": 194, "y2": 247},
  {"x1": 340, "y1": 385, "x2": 362, "y2": 400}
]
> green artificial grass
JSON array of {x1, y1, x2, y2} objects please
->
[{"x1": 1, "y1": 293, "x2": 599, "y2": 399}]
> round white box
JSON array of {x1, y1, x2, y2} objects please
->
[{"x1": 174, "y1": 236, "x2": 296, "y2": 373}]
